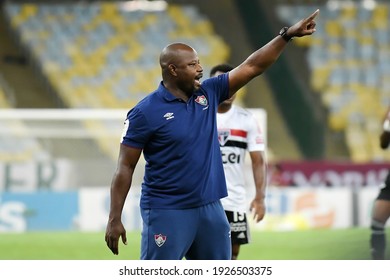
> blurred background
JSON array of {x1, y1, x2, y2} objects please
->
[{"x1": 0, "y1": 0, "x2": 389, "y2": 236}]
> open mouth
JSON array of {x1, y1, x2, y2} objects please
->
[{"x1": 195, "y1": 74, "x2": 203, "y2": 87}]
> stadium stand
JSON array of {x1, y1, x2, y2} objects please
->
[
  {"x1": 0, "y1": 77, "x2": 51, "y2": 162},
  {"x1": 3, "y1": 1, "x2": 229, "y2": 109},
  {"x1": 276, "y1": 1, "x2": 390, "y2": 162},
  {"x1": 1, "y1": 1, "x2": 230, "y2": 161},
  {"x1": 4, "y1": 0, "x2": 388, "y2": 163}
]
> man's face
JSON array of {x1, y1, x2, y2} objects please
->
[{"x1": 172, "y1": 49, "x2": 203, "y2": 93}]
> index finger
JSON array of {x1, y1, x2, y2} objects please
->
[{"x1": 306, "y1": 9, "x2": 319, "y2": 21}]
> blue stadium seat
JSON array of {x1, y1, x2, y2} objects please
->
[{"x1": 275, "y1": 2, "x2": 390, "y2": 161}]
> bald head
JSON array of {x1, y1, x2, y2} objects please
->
[
  {"x1": 159, "y1": 43, "x2": 197, "y2": 70},
  {"x1": 158, "y1": 43, "x2": 203, "y2": 97}
]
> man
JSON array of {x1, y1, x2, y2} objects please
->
[
  {"x1": 105, "y1": 9, "x2": 319, "y2": 260},
  {"x1": 211, "y1": 63, "x2": 266, "y2": 260},
  {"x1": 370, "y1": 107, "x2": 390, "y2": 259}
]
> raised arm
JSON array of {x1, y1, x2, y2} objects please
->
[
  {"x1": 105, "y1": 144, "x2": 142, "y2": 255},
  {"x1": 228, "y1": 9, "x2": 319, "y2": 97}
]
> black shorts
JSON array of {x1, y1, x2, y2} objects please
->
[
  {"x1": 377, "y1": 171, "x2": 390, "y2": 201},
  {"x1": 225, "y1": 210, "x2": 250, "y2": 245}
]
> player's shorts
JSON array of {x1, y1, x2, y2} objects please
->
[
  {"x1": 140, "y1": 200, "x2": 231, "y2": 260},
  {"x1": 377, "y1": 172, "x2": 390, "y2": 200},
  {"x1": 225, "y1": 210, "x2": 251, "y2": 245}
]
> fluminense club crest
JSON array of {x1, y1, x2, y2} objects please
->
[
  {"x1": 154, "y1": 233, "x2": 167, "y2": 247},
  {"x1": 195, "y1": 95, "x2": 208, "y2": 106}
]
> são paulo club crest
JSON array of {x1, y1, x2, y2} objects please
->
[
  {"x1": 195, "y1": 95, "x2": 208, "y2": 106},
  {"x1": 154, "y1": 233, "x2": 167, "y2": 247},
  {"x1": 218, "y1": 129, "x2": 230, "y2": 146}
]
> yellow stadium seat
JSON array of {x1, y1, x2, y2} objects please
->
[{"x1": 3, "y1": 1, "x2": 231, "y2": 161}]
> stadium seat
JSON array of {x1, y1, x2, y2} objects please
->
[
  {"x1": 3, "y1": 1, "x2": 230, "y2": 160},
  {"x1": 276, "y1": 2, "x2": 390, "y2": 162}
]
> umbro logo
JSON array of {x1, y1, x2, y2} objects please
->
[{"x1": 163, "y1": 112, "x2": 174, "y2": 120}]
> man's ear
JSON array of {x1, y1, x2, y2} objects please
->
[{"x1": 169, "y1": 64, "x2": 177, "y2": 76}]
